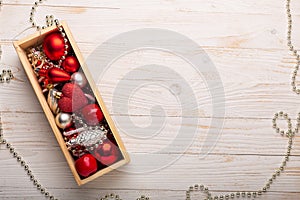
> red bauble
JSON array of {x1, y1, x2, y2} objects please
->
[
  {"x1": 75, "y1": 154, "x2": 98, "y2": 177},
  {"x1": 58, "y1": 83, "x2": 88, "y2": 113},
  {"x1": 93, "y1": 140, "x2": 120, "y2": 166},
  {"x1": 47, "y1": 67, "x2": 71, "y2": 83},
  {"x1": 62, "y1": 56, "x2": 80, "y2": 73},
  {"x1": 81, "y1": 104, "x2": 104, "y2": 126},
  {"x1": 43, "y1": 32, "x2": 66, "y2": 61}
]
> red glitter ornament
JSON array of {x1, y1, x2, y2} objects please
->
[
  {"x1": 43, "y1": 32, "x2": 66, "y2": 61},
  {"x1": 58, "y1": 83, "x2": 88, "y2": 113},
  {"x1": 62, "y1": 56, "x2": 80, "y2": 73},
  {"x1": 81, "y1": 104, "x2": 104, "y2": 126},
  {"x1": 75, "y1": 154, "x2": 98, "y2": 177}
]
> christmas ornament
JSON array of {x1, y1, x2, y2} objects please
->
[
  {"x1": 81, "y1": 104, "x2": 104, "y2": 126},
  {"x1": 71, "y1": 72, "x2": 87, "y2": 88},
  {"x1": 47, "y1": 89, "x2": 61, "y2": 114},
  {"x1": 62, "y1": 56, "x2": 80, "y2": 73},
  {"x1": 55, "y1": 112, "x2": 72, "y2": 129},
  {"x1": 93, "y1": 140, "x2": 120, "y2": 166},
  {"x1": 65, "y1": 125, "x2": 108, "y2": 150},
  {"x1": 43, "y1": 32, "x2": 66, "y2": 61},
  {"x1": 63, "y1": 127, "x2": 85, "y2": 137},
  {"x1": 75, "y1": 154, "x2": 98, "y2": 178},
  {"x1": 47, "y1": 67, "x2": 71, "y2": 83},
  {"x1": 27, "y1": 47, "x2": 45, "y2": 72},
  {"x1": 58, "y1": 83, "x2": 88, "y2": 113}
]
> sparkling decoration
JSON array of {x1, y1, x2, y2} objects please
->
[
  {"x1": 63, "y1": 127, "x2": 85, "y2": 137},
  {"x1": 47, "y1": 89, "x2": 61, "y2": 114},
  {"x1": 81, "y1": 104, "x2": 104, "y2": 126},
  {"x1": 58, "y1": 83, "x2": 88, "y2": 113},
  {"x1": 62, "y1": 56, "x2": 80, "y2": 73},
  {"x1": 27, "y1": 47, "x2": 46, "y2": 72},
  {"x1": 55, "y1": 112, "x2": 72, "y2": 129},
  {"x1": 75, "y1": 154, "x2": 98, "y2": 178},
  {"x1": 71, "y1": 72, "x2": 87, "y2": 88},
  {"x1": 93, "y1": 140, "x2": 120, "y2": 166},
  {"x1": 43, "y1": 32, "x2": 66, "y2": 61},
  {"x1": 47, "y1": 67, "x2": 71, "y2": 83},
  {"x1": 66, "y1": 125, "x2": 108, "y2": 150}
]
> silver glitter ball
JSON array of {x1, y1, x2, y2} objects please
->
[
  {"x1": 71, "y1": 72, "x2": 87, "y2": 88},
  {"x1": 55, "y1": 113, "x2": 72, "y2": 129}
]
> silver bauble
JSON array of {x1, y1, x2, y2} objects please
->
[
  {"x1": 55, "y1": 113, "x2": 72, "y2": 129},
  {"x1": 71, "y1": 72, "x2": 87, "y2": 88}
]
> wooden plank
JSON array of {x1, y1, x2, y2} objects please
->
[
  {"x1": 0, "y1": 44, "x2": 299, "y2": 119},
  {"x1": 0, "y1": 3, "x2": 299, "y2": 49},
  {"x1": 1, "y1": 148, "x2": 300, "y2": 192},
  {"x1": 1, "y1": 112, "x2": 300, "y2": 156}
]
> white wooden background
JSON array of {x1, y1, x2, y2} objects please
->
[{"x1": 0, "y1": 0, "x2": 300, "y2": 199}]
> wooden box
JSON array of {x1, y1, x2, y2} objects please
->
[{"x1": 13, "y1": 22, "x2": 130, "y2": 186}]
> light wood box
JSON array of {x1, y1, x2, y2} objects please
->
[{"x1": 13, "y1": 22, "x2": 130, "y2": 186}]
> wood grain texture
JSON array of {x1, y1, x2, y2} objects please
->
[{"x1": 0, "y1": 0, "x2": 300, "y2": 199}]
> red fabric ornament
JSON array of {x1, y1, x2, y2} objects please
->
[
  {"x1": 75, "y1": 154, "x2": 98, "y2": 177},
  {"x1": 93, "y1": 140, "x2": 120, "y2": 166},
  {"x1": 47, "y1": 67, "x2": 71, "y2": 83},
  {"x1": 62, "y1": 56, "x2": 80, "y2": 73},
  {"x1": 43, "y1": 32, "x2": 66, "y2": 61},
  {"x1": 58, "y1": 83, "x2": 88, "y2": 113},
  {"x1": 81, "y1": 104, "x2": 104, "y2": 126}
]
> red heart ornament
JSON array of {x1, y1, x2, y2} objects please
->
[
  {"x1": 47, "y1": 67, "x2": 71, "y2": 83},
  {"x1": 62, "y1": 56, "x2": 80, "y2": 73},
  {"x1": 75, "y1": 154, "x2": 98, "y2": 177},
  {"x1": 43, "y1": 32, "x2": 66, "y2": 61},
  {"x1": 58, "y1": 83, "x2": 88, "y2": 113},
  {"x1": 81, "y1": 104, "x2": 104, "y2": 126},
  {"x1": 93, "y1": 140, "x2": 120, "y2": 166}
]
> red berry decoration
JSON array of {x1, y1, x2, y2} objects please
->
[
  {"x1": 81, "y1": 104, "x2": 104, "y2": 126},
  {"x1": 43, "y1": 32, "x2": 66, "y2": 61},
  {"x1": 47, "y1": 67, "x2": 71, "y2": 83},
  {"x1": 93, "y1": 140, "x2": 120, "y2": 166},
  {"x1": 58, "y1": 83, "x2": 88, "y2": 113},
  {"x1": 62, "y1": 56, "x2": 80, "y2": 73},
  {"x1": 75, "y1": 154, "x2": 98, "y2": 178}
]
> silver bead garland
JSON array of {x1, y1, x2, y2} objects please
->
[
  {"x1": 0, "y1": 46, "x2": 15, "y2": 83},
  {"x1": 185, "y1": 111, "x2": 295, "y2": 199},
  {"x1": 0, "y1": 69, "x2": 14, "y2": 83},
  {"x1": 0, "y1": 120, "x2": 58, "y2": 200},
  {"x1": 287, "y1": 0, "x2": 300, "y2": 94}
]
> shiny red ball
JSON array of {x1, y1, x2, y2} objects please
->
[
  {"x1": 75, "y1": 154, "x2": 98, "y2": 177},
  {"x1": 81, "y1": 104, "x2": 104, "y2": 126},
  {"x1": 43, "y1": 32, "x2": 65, "y2": 61},
  {"x1": 62, "y1": 56, "x2": 80, "y2": 73},
  {"x1": 93, "y1": 140, "x2": 120, "y2": 166}
]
